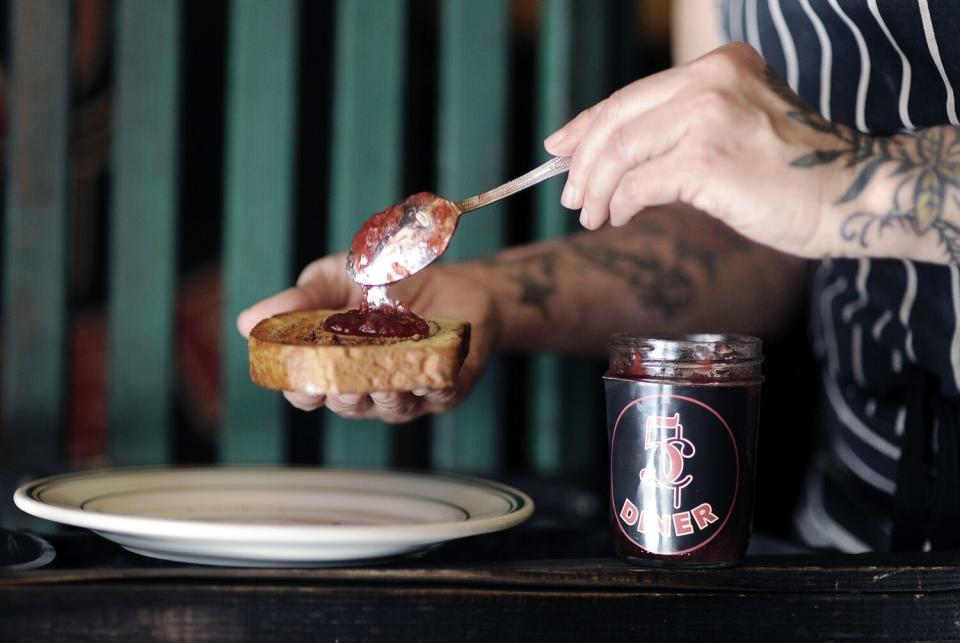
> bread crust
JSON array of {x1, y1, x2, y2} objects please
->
[{"x1": 248, "y1": 309, "x2": 471, "y2": 394}]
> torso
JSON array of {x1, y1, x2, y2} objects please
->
[{"x1": 720, "y1": 0, "x2": 960, "y2": 552}]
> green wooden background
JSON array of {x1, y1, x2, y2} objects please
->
[
  {"x1": 1, "y1": 0, "x2": 640, "y2": 481},
  {"x1": 221, "y1": 0, "x2": 299, "y2": 464},
  {"x1": 3, "y1": 0, "x2": 71, "y2": 469}
]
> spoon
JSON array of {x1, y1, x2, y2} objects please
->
[{"x1": 346, "y1": 155, "x2": 572, "y2": 286}]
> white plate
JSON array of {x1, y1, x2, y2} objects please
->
[{"x1": 13, "y1": 467, "x2": 534, "y2": 567}]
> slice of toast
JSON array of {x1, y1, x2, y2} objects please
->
[{"x1": 248, "y1": 309, "x2": 471, "y2": 394}]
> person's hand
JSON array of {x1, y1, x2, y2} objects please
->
[
  {"x1": 545, "y1": 42, "x2": 857, "y2": 259},
  {"x1": 236, "y1": 253, "x2": 500, "y2": 424}
]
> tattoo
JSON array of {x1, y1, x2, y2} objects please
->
[
  {"x1": 838, "y1": 130, "x2": 960, "y2": 262},
  {"x1": 764, "y1": 64, "x2": 814, "y2": 114},
  {"x1": 674, "y1": 238, "x2": 720, "y2": 277},
  {"x1": 765, "y1": 64, "x2": 960, "y2": 262},
  {"x1": 489, "y1": 252, "x2": 557, "y2": 319},
  {"x1": 567, "y1": 239, "x2": 695, "y2": 318}
]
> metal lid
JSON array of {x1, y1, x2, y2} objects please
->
[{"x1": 608, "y1": 334, "x2": 762, "y2": 363}]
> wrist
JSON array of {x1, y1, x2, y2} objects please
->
[{"x1": 830, "y1": 133, "x2": 929, "y2": 261}]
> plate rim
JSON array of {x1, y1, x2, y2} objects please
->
[{"x1": 13, "y1": 465, "x2": 534, "y2": 543}]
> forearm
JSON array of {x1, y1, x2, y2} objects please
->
[
  {"x1": 783, "y1": 111, "x2": 960, "y2": 264},
  {"x1": 467, "y1": 205, "x2": 808, "y2": 357}
]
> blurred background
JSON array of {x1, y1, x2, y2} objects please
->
[{"x1": 0, "y1": 0, "x2": 813, "y2": 537}]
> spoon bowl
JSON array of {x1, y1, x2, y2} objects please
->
[
  {"x1": 346, "y1": 193, "x2": 460, "y2": 286},
  {"x1": 347, "y1": 156, "x2": 571, "y2": 286}
]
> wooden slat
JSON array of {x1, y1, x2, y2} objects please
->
[
  {"x1": 530, "y1": 0, "x2": 609, "y2": 475},
  {"x1": 530, "y1": 0, "x2": 572, "y2": 475},
  {"x1": 554, "y1": 0, "x2": 612, "y2": 475},
  {"x1": 221, "y1": 0, "x2": 298, "y2": 463},
  {"x1": 107, "y1": 0, "x2": 181, "y2": 466},
  {"x1": 1, "y1": 0, "x2": 71, "y2": 468},
  {"x1": 323, "y1": 0, "x2": 406, "y2": 467},
  {"x1": 570, "y1": 0, "x2": 611, "y2": 115},
  {"x1": 431, "y1": 0, "x2": 509, "y2": 472}
]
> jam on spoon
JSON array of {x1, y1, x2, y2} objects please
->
[
  {"x1": 332, "y1": 158, "x2": 572, "y2": 339},
  {"x1": 347, "y1": 192, "x2": 460, "y2": 287},
  {"x1": 346, "y1": 156, "x2": 572, "y2": 286}
]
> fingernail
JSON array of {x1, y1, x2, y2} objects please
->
[
  {"x1": 544, "y1": 129, "x2": 566, "y2": 151},
  {"x1": 338, "y1": 393, "x2": 362, "y2": 404},
  {"x1": 370, "y1": 391, "x2": 394, "y2": 403},
  {"x1": 412, "y1": 387, "x2": 430, "y2": 397},
  {"x1": 561, "y1": 181, "x2": 576, "y2": 209},
  {"x1": 579, "y1": 211, "x2": 590, "y2": 228}
]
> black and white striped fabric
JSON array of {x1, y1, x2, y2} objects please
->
[{"x1": 718, "y1": 0, "x2": 960, "y2": 552}]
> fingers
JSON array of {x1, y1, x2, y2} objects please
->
[
  {"x1": 555, "y1": 72, "x2": 689, "y2": 211},
  {"x1": 544, "y1": 104, "x2": 604, "y2": 156},
  {"x1": 551, "y1": 43, "x2": 767, "y2": 231},
  {"x1": 284, "y1": 390, "x2": 326, "y2": 412},
  {"x1": 545, "y1": 66, "x2": 685, "y2": 160},
  {"x1": 236, "y1": 254, "x2": 352, "y2": 338},
  {"x1": 237, "y1": 286, "x2": 322, "y2": 338},
  {"x1": 289, "y1": 386, "x2": 461, "y2": 424},
  {"x1": 576, "y1": 102, "x2": 691, "y2": 229},
  {"x1": 324, "y1": 393, "x2": 374, "y2": 418},
  {"x1": 422, "y1": 387, "x2": 457, "y2": 407},
  {"x1": 607, "y1": 149, "x2": 690, "y2": 226},
  {"x1": 369, "y1": 391, "x2": 421, "y2": 423},
  {"x1": 321, "y1": 390, "x2": 439, "y2": 425}
]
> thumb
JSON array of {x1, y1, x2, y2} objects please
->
[{"x1": 236, "y1": 253, "x2": 353, "y2": 338}]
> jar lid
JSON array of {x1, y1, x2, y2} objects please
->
[{"x1": 608, "y1": 333, "x2": 762, "y2": 363}]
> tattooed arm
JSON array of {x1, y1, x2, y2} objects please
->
[
  {"x1": 544, "y1": 41, "x2": 960, "y2": 266},
  {"x1": 238, "y1": 205, "x2": 806, "y2": 422},
  {"x1": 800, "y1": 121, "x2": 960, "y2": 264},
  {"x1": 476, "y1": 205, "x2": 806, "y2": 357}
]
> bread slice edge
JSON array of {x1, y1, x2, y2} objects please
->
[{"x1": 248, "y1": 309, "x2": 471, "y2": 395}]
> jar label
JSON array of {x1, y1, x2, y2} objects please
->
[{"x1": 604, "y1": 378, "x2": 744, "y2": 556}]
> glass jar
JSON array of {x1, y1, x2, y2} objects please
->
[{"x1": 604, "y1": 334, "x2": 763, "y2": 567}]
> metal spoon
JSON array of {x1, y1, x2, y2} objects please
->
[{"x1": 346, "y1": 155, "x2": 572, "y2": 286}]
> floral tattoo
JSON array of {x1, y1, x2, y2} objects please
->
[{"x1": 766, "y1": 64, "x2": 960, "y2": 262}]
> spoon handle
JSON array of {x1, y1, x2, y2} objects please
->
[{"x1": 454, "y1": 155, "x2": 572, "y2": 214}]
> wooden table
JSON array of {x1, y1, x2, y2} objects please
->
[{"x1": 1, "y1": 524, "x2": 959, "y2": 641}]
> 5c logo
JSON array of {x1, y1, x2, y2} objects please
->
[{"x1": 639, "y1": 413, "x2": 696, "y2": 509}]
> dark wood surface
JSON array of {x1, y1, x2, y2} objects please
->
[{"x1": 2, "y1": 524, "x2": 959, "y2": 642}]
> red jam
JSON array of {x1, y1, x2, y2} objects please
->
[
  {"x1": 350, "y1": 202, "x2": 405, "y2": 274},
  {"x1": 349, "y1": 192, "x2": 459, "y2": 280},
  {"x1": 323, "y1": 294, "x2": 429, "y2": 339}
]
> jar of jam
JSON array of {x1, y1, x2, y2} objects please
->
[{"x1": 604, "y1": 334, "x2": 763, "y2": 568}]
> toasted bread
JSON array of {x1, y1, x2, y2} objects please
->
[{"x1": 248, "y1": 309, "x2": 470, "y2": 394}]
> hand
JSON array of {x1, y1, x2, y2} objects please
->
[
  {"x1": 236, "y1": 254, "x2": 500, "y2": 424},
  {"x1": 544, "y1": 42, "x2": 853, "y2": 259}
]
